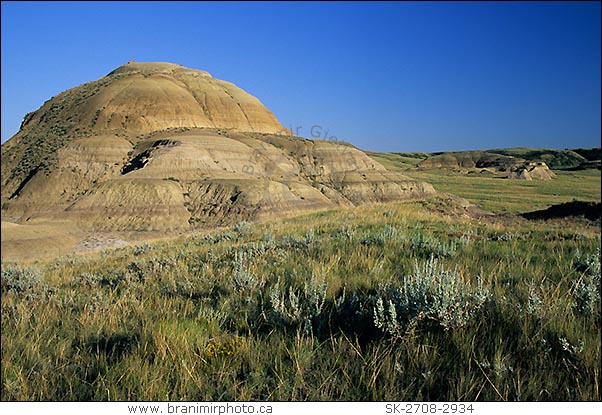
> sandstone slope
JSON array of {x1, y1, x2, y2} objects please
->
[{"x1": 1, "y1": 62, "x2": 436, "y2": 259}]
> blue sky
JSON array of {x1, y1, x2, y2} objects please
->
[{"x1": 1, "y1": 1, "x2": 600, "y2": 152}]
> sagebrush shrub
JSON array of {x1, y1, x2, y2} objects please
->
[
  {"x1": 267, "y1": 272, "x2": 327, "y2": 335},
  {"x1": 133, "y1": 243, "x2": 155, "y2": 256},
  {"x1": 572, "y1": 248, "x2": 601, "y2": 317},
  {"x1": 409, "y1": 233, "x2": 457, "y2": 258},
  {"x1": 232, "y1": 249, "x2": 262, "y2": 293},
  {"x1": 360, "y1": 224, "x2": 401, "y2": 246},
  {"x1": 71, "y1": 272, "x2": 102, "y2": 288},
  {"x1": 1, "y1": 265, "x2": 46, "y2": 296},
  {"x1": 373, "y1": 257, "x2": 490, "y2": 336}
]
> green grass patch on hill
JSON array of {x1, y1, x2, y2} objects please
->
[
  {"x1": 486, "y1": 148, "x2": 589, "y2": 169},
  {"x1": 571, "y1": 148, "x2": 602, "y2": 162},
  {"x1": 365, "y1": 151, "x2": 427, "y2": 170}
]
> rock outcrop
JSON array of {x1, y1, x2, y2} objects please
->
[
  {"x1": 1, "y1": 62, "x2": 436, "y2": 258},
  {"x1": 2, "y1": 128, "x2": 436, "y2": 231},
  {"x1": 417, "y1": 151, "x2": 556, "y2": 180},
  {"x1": 507, "y1": 162, "x2": 556, "y2": 180}
]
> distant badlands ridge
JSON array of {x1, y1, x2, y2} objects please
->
[
  {"x1": 2, "y1": 61, "x2": 439, "y2": 258},
  {"x1": 417, "y1": 151, "x2": 557, "y2": 180}
]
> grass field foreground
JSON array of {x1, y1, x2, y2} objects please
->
[{"x1": 1, "y1": 193, "x2": 600, "y2": 401}]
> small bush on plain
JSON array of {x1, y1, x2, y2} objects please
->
[{"x1": 373, "y1": 257, "x2": 490, "y2": 336}]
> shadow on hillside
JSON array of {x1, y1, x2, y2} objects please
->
[{"x1": 521, "y1": 201, "x2": 601, "y2": 221}]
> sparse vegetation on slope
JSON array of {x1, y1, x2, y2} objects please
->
[{"x1": 364, "y1": 151, "x2": 428, "y2": 170}]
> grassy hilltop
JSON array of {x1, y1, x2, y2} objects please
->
[{"x1": 1, "y1": 164, "x2": 600, "y2": 401}]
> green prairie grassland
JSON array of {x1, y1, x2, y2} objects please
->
[
  {"x1": 367, "y1": 148, "x2": 601, "y2": 214},
  {"x1": 1, "y1": 170, "x2": 600, "y2": 401},
  {"x1": 405, "y1": 168, "x2": 601, "y2": 214}
]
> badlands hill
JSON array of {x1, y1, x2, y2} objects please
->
[
  {"x1": 1, "y1": 61, "x2": 435, "y2": 259},
  {"x1": 417, "y1": 151, "x2": 556, "y2": 180},
  {"x1": 368, "y1": 147, "x2": 601, "y2": 173}
]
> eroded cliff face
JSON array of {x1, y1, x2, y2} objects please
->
[
  {"x1": 1, "y1": 62, "x2": 436, "y2": 258},
  {"x1": 3, "y1": 127, "x2": 435, "y2": 231},
  {"x1": 1, "y1": 62, "x2": 287, "y2": 200}
]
